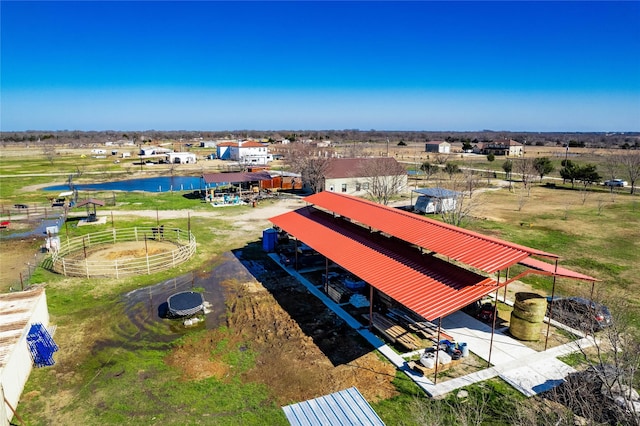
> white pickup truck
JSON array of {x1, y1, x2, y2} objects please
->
[{"x1": 604, "y1": 179, "x2": 627, "y2": 187}]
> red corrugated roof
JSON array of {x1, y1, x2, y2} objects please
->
[
  {"x1": 303, "y1": 192, "x2": 557, "y2": 273},
  {"x1": 270, "y1": 207, "x2": 499, "y2": 320},
  {"x1": 519, "y1": 257, "x2": 597, "y2": 282}
]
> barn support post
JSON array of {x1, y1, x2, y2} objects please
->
[
  {"x1": 324, "y1": 257, "x2": 329, "y2": 293},
  {"x1": 545, "y1": 259, "x2": 560, "y2": 350},
  {"x1": 503, "y1": 267, "x2": 510, "y2": 302},
  {"x1": 434, "y1": 317, "x2": 442, "y2": 384},
  {"x1": 368, "y1": 285, "x2": 374, "y2": 331},
  {"x1": 487, "y1": 270, "x2": 501, "y2": 367}
]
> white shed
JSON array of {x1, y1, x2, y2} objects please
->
[
  {"x1": 166, "y1": 152, "x2": 197, "y2": 164},
  {"x1": 424, "y1": 141, "x2": 451, "y2": 154},
  {"x1": 0, "y1": 288, "x2": 51, "y2": 426}
]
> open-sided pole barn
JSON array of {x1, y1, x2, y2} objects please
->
[{"x1": 269, "y1": 192, "x2": 597, "y2": 383}]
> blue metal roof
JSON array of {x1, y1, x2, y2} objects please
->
[
  {"x1": 282, "y1": 387, "x2": 385, "y2": 426},
  {"x1": 412, "y1": 187, "x2": 460, "y2": 198}
]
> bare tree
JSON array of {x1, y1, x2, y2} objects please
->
[
  {"x1": 514, "y1": 158, "x2": 536, "y2": 196},
  {"x1": 515, "y1": 185, "x2": 529, "y2": 212},
  {"x1": 344, "y1": 141, "x2": 367, "y2": 158},
  {"x1": 619, "y1": 152, "x2": 640, "y2": 195},
  {"x1": 463, "y1": 169, "x2": 481, "y2": 198},
  {"x1": 420, "y1": 162, "x2": 439, "y2": 184},
  {"x1": 360, "y1": 157, "x2": 407, "y2": 205},
  {"x1": 439, "y1": 177, "x2": 483, "y2": 226},
  {"x1": 434, "y1": 154, "x2": 448, "y2": 165},
  {"x1": 596, "y1": 195, "x2": 608, "y2": 215},
  {"x1": 285, "y1": 143, "x2": 331, "y2": 194},
  {"x1": 602, "y1": 154, "x2": 621, "y2": 184},
  {"x1": 42, "y1": 141, "x2": 57, "y2": 165},
  {"x1": 544, "y1": 295, "x2": 640, "y2": 426}
]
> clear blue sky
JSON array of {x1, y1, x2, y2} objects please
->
[{"x1": 1, "y1": 1, "x2": 639, "y2": 132}]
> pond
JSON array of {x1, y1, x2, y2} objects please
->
[{"x1": 43, "y1": 176, "x2": 216, "y2": 192}]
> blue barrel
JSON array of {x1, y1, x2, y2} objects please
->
[
  {"x1": 262, "y1": 228, "x2": 278, "y2": 252},
  {"x1": 459, "y1": 342, "x2": 469, "y2": 357}
]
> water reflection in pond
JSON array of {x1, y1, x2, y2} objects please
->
[{"x1": 44, "y1": 176, "x2": 213, "y2": 193}]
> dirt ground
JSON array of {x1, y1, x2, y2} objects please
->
[
  {"x1": 64, "y1": 240, "x2": 179, "y2": 262},
  {"x1": 165, "y1": 250, "x2": 399, "y2": 404}
]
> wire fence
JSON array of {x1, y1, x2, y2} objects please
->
[{"x1": 46, "y1": 227, "x2": 196, "y2": 278}]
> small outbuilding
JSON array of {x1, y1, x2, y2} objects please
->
[
  {"x1": 412, "y1": 188, "x2": 460, "y2": 214},
  {"x1": 282, "y1": 387, "x2": 384, "y2": 426},
  {"x1": 425, "y1": 141, "x2": 451, "y2": 154},
  {"x1": 75, "y1": 198, "x2": 105, "y2": 223},
  {"x1": 166, "y1": 152, "x2": 197, "y2": 164},
  {"x1": 1, "y1": 288, "x2": 52, "y2": 425}
]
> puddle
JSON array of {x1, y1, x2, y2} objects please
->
[
  {"x1": 122, "y1": 252, "x2": 253, "y2": 336},
  {"x1": 0, "y1": 216, "x2": 65, "y2": 240}
]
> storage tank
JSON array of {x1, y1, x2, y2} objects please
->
[{"x1": 262, "y1": 228, "x2": 278, "y2": 252}]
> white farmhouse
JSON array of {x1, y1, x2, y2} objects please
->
[{"x1": 216, "y1": 140, "x2": 271, "y2": 165}]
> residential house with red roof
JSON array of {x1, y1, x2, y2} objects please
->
[{"x1": 321, "y1": 157, "x2": 407, "y2": 196}]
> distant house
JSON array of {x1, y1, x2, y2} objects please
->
[
  {"x1": 413, "y1": 188, "x2": 461, "y2": 214},
  {"x1": 200, "y1": 140, "x2": 217, "y2": 148},
  {"x1": 216, "y1": 140, "x2": 272, "y2": 165},
  {"x1": 425, "y1": 141, "x2": 451, "y2": 154},
  {"x1": 321, "y1": 157, "x2": 407, "y2": 195},
  {"x1": 166, "y1": 152, "x2": 197, "y2": 164},
  {"x1": 139, "y1": 146, "x2": 172, "y2": 156},
  {"x1": 473, "y1": 139, "x2": 523, "y2": 156}
]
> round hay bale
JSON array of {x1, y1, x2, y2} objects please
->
[
  {"x1": 512, "y1": 292, "x2": 547, "y2": 323},
  {"x1": 509, "y1": 313, "x2": 542, "y2": 341}
]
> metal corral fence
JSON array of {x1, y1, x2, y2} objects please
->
[{"x1": 48, "y1": 227, "x2": 196, "y2": 278}]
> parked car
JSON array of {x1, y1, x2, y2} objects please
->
[
  {"x1": 604, "y1": 179, "x2": 627, "y2": 187},
  {"x1": 546, "y1": 296, "x2": 612, "y2": 331}
]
